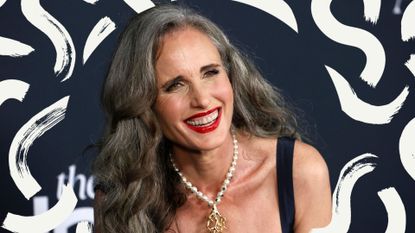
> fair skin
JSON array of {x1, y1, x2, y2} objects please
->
[
  {"x1": 153, "y1": 27, "x2": 332, "y2": 233},
  {"x1": 94, "y1": 27, "x2": 331, "y2": 233},
  {"x1": 154, "y1": 26, "x2": 234, "y2": 191}
]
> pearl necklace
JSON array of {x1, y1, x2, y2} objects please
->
[{"x1": 170, "y1": 131, "x2": 238, "y2": 233}]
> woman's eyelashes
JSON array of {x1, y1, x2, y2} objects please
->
[
  {"x1": 203, "y1": 68, "x2": 219, "y2": 78},
  {"x1": 164, "y1": 78, "x2": 184, "y2": 92},
  {"x1": 162, "y1": 69, "x2": 220, "y2": 93}
]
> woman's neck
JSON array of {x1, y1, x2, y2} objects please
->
[{"x1": 171, "y1": 132, "x2": 235, "y2": 197}]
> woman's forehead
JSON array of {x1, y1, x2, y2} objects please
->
[{"x1": 155, "y1": 27, "x2": 222, "y2": 75}]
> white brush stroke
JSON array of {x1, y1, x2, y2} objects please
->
[
  {"x1": 378, "y1": 187, "x2": 406, "y2": 233},
  {"x1": 325, "y1": 66, "x2": 409, "y2": 124},
  {"x1": 2, "y1": 185, "x2": 77, "y2": 233},
  {"x1": 363, "y1": 0, "x2": 381, "y2": 24},
  {"x1": 55, "y1": 208, "x2": 93, "y2": 233},
  {"x1": 0, "y1": 0, "x2": 6, "y2": 7},
  {"x1": 399, "y1": 117, "x2": 415, "y2": 180},
  {"x1": 311, "y1": 153, "x2": 378, "y2": 233},
  {"x1": 82, "y1": 0, "x2": 99, "y2": 5},
  {"x1": 401, "y1": 0, "x2": 415, "y2": 41},
  {"x1": 0, "y1": 79, "x2": 30, "y2": 106},
  {"x1": 231, "y1": 0, "x2": 298, "y2": 33},
  {"x1": 21, "y1": 0, "x2": 75, "y2": 82},
  {"x1": 8, "y1": 96, "x2": 70, "y2": 200},
  {"x1": 0, "y1": 36, "x2": 35, "y2": 57},
  {"x1": 405, "y1": 54, "x2": 415, "y2": 76},
  {"x1": 76, "y1": 221, "x2": 93, "y2": 233},
  {"x1": 311, "y1": 0, "x2": 385, "y2": 87},
  {"x1": 123, "y1": 0, "x2": 154, "y2": 13},
  {"x1": 83, "y1": 17, "x2": 116, "y2": 64}
]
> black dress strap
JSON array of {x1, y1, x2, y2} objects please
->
[{"x1": 277, "y1": 137, "x2": 295, "y2": 233}]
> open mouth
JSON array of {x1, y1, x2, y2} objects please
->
[{"x1": 184, "y1": 107, "x2": 221, "y2": 133}]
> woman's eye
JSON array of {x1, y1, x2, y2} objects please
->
[
  {"x1": 203, "y1": 69, "x2": 219, "y2": 78},
  {"x1": 165, "y1": 81, "x2": 183, "y2": 92}
]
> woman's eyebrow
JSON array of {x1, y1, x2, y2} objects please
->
[{"x1": 200, "y1": 63, "x2": 220, "y2": 73}]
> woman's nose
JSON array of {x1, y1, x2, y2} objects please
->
[{"x1": 190, "y1": 84, "x2": 211, "y2": 109}]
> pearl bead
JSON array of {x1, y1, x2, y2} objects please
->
[{"x1": 169, "y1": 131, "x2": 238, "y2": 207}]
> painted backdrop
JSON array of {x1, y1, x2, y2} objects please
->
[{"x1": 0, "y1": 0, "x2": 414, "y2": 232}]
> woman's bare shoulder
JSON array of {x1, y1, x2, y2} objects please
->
[
  {"x1": 292, "y1": 141, "x2": 332, "y2": 233},
  {"x1": 293, "y1": 141, "x2": 329, "y2": 179},
  {"x1": 237, "y1": 132, "x2": 277, "y2": 161}
]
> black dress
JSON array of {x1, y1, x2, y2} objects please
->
[{"x1": 277, "y1": 137, "x2": 295, "y2": 233}]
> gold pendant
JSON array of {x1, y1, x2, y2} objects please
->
[{"x1": 206, "y1": 205, "x2": 226, "y2": 233}]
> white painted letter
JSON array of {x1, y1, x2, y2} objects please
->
[{"x1": 311, "y1": 0, "x2": 385, "y2": 87}]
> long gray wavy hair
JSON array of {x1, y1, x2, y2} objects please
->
[{"x1": 93, "y1": 4, "x2": 300, "y2": 233}]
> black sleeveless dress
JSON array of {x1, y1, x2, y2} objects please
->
[
  {"x1": 95, "y1": 137, "x2": 297, "y2": 232},
  {"x1": 277, "y1": 137, "x2": 295, "y2": 233}
]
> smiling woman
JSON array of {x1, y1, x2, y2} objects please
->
[
  {"x1": 93, "y1": 4, "x2": 331, "y2": 233},
  {"x1": 155, "y1": 28, "x2": 234, "y2": 151}
]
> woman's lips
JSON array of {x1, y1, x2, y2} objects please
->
[{"x1": 184, "y1": 107, "x2": 221, "y2": 133}]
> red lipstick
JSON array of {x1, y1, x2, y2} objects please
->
[{"x1": 184, "y1": 107, "x2": 221, "y2": 133}]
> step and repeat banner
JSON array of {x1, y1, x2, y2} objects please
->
[{"x1": 0, "y1": 0, "x2": 414, "y2": 232}]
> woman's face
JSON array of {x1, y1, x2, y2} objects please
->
[{"x1": 154, "y1": 27, "x2": 234, "y2": 152}]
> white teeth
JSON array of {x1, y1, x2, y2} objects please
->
[{"x1": 186, "y1": 109, "x2": 219, "y2": 126}]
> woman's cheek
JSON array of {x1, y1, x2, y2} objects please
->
[{"x1": 213, "y1": 76, "x2": 234, "y2": 102}]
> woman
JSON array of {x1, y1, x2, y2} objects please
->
[{"x1": 93, "y1": 4, "x2": 331, "y2": 233}]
